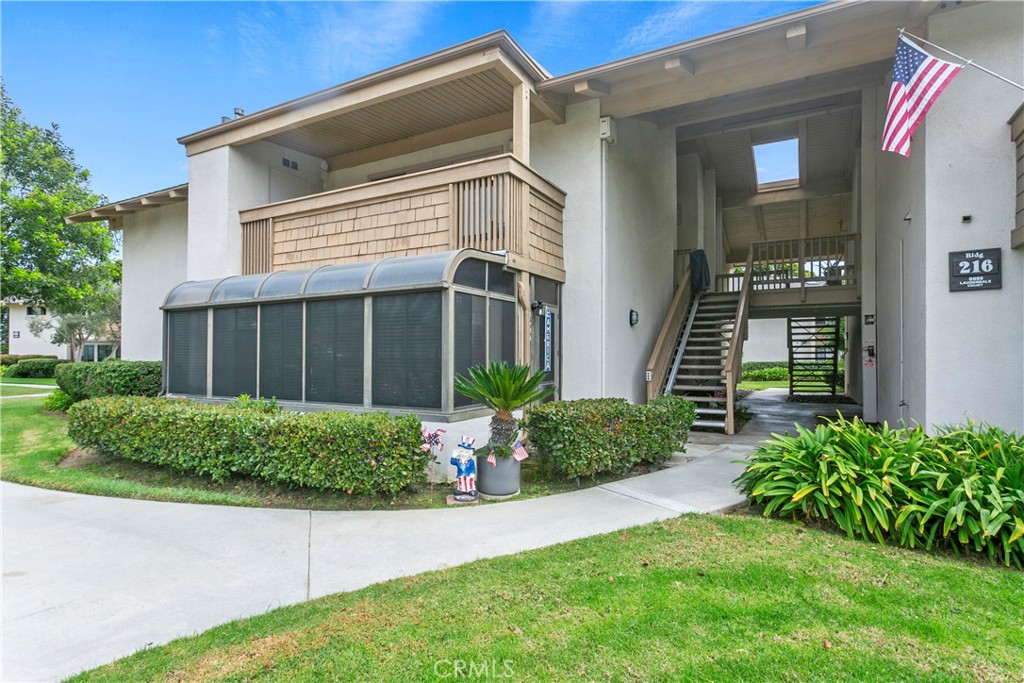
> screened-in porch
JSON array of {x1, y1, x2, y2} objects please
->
[{"x1": 161, "y1": 250, "x2": 533, "y2": 420}]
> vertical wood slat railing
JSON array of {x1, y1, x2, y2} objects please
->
[
  {"x1": 451, "y1": 173, "x2": 525, "y2": 254},
  {"x1": 645, "y1": 261, "x2": 694, "y2": 402},
  {"x1": 241, "y1": 218, "x2": 273, "y2": 275},
  {"x1": 723, "y1": 250, "x2": 754, "y2": 434},
  {"x1": 747, "y1": 234, "x2": 860, "y2": 294}
]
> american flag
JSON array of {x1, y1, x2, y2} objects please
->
[
  {"x1": 881, "y1": 36, "x2": 962, "y2": 157},
  {"x1": 511, "y1": 440, "x2": 529, "y2": 462},
  {"x1": 487, "y1": 448, "x2": 497, "y2": 467}
]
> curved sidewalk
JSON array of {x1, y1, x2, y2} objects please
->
[{"x1": 1, "y1": 445, "x2": 750, "y2": 683}]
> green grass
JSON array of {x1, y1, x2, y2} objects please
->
[
  {"x1": 69, "y1": 514, "x2": 1023, "y2": 683},
  {"x1": 0, "y1": 376, "x2": 58, "y2": 386},
  {"x1": 0, "y1": 398, "x2": 624, "y2": 511},
  {"x1": 0, "y1": 383, "x2": 54, "y2": 397},
  {"x1": 737, "y1": 380, "x2": 790, "y2": 390}
]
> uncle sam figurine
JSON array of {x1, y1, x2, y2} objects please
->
[{"x1": 450, "y1": 435, "x2": 478, "y2": 502}]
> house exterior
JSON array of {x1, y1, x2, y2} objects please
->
[
  {"x1": 6, "y1": 304, "x2": 67, "y2": 358},
  {"x1": 4, "y1": 303, "x2": 119, "y2": 361},
  {"x1": 68, "y1": 1, "x2": 1023, "y2": 439}
]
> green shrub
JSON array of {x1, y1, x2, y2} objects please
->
[
  {"x1": 0, "y1": 353, "x2": 57, "y2": 367},
  {"x1": 742, "y1": 361, "x2": 788, "y2": 373},
  {"x1": 42, "y1": 389, "x2": 75, "y2": 412},
  {"x1": 526, "y1": 395, "x2": 696, "y2": 478},
  {"x1": 55, "y1": 360, "x2": 162, "y2": 402},
  {"x1": 67, "y1": 397, "x2": 428, "y2": 496},
  {"x1": 736, "y1": 415, "x2": 1024, "y2": 567},
  {"x1": 743, "y1": 367, "x2": 789, "y2": 382},
  {"x1": 6, "y1": 358, "x2": 70, "y2": 378}
]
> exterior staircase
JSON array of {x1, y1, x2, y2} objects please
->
[
  {"x1": 788, "y1": 316, "x2": 842, "y2": 395},
  {"x1": 668, "y1": 291, "x2": 740, "y2": 431}
]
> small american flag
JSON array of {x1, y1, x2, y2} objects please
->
[
  {"x1": 882, "y1": 36, "x2": 962, "y2": 157},
  {"x1": 487, "y1": 448, "x2": 497, "y2": 467},
  {"x1": 511, "y1": 440, "x2": 529, "y2": 462}
]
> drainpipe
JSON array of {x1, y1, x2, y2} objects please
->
[{"x1": 599, "y1": 132, "x2": 608, "y2": 396}]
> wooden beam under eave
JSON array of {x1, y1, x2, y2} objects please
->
[
  {"x1": 573, "y1": 79, "x2": 609, "y2": 98},
  {"x1": 169, "y1": 189, "x2": 187, "y2": 199},
  {"x1": 786, "y1": 24, "x2": 807, "y2": 50},
  {"x1": 533, "y1": 93, "x2": 565, "y2": 125},
  {"x1": 664, "y1": 56, "x2": 695, "y2": 76},
  {"x1": 720, "y1": 180, "x2": 851, "y2": 209}
]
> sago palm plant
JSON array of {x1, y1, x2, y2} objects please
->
[{"x1": 454, "y1": 361, "x2": 555, "y2": 453}]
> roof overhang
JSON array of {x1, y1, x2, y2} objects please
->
[
  {"x1": 177, "y1": 31, "x2": 564, "y2": 162},
  {"x1": 65, "y1": 183, "x2": 188, "y2": 228},
  {"x1": 538, "y1": 0, "x2": 958, "y2": 121}
]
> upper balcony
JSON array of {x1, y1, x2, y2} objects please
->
[{"x1": 238, "y1": 154, "x2": 566, "y2": 282}]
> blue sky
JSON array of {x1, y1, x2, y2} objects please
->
[{"x1": 2, "y1": 1, "x2": 821, "y2": 203}]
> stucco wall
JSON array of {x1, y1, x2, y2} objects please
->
[
  {"x1": 187, "y1": 140, "x2": 324, "y2": 281},
  {"x1": 743, "y1": 318, "x2": 788, "y2": 363},
  {"x1": 874, "y1": 88, "x2": 928, "y2": 427},
  {"x1": 602, "y1": 117, "x2": 677, "y2": 403},
  {"x1": 329, "y1": 130, "x2": 510, "y2": 189},
  {"x1": 121, "y1": 202, "x2": 188, "y2": 360},
  {"x1": 532, "y1": 100, "x2": 604, "y2": 400},
  {"x1": 921, "y1": 2, "x2": 1024, "y2": 430},
  {"x1": 7, "y1": 305, "x2": 67, "y2": 357}
]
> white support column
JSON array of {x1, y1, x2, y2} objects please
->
[
  {"x1": 859, "y1": 86, "x2": 879, "y2": 423},
  {"x1": 512, "y1": 81, "x2": 531, "y2": 164}
]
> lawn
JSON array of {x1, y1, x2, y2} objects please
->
[
  {"x1": 0, "y1": 376, "x2": 58, "y2": 386},
  {"x1": 0, "y1": 383, "x2": 54, "y2": 396},
  {"x1": 737, "y1": 379, "x2": 789, "y2": 390},
  {"x1": 69, "y1": 514, "x2": 1023, "y2": 683},
  {"x1": 0, "y1": 398, "x2": 626, "y2": 510}
]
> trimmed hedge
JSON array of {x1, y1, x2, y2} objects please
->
[
  {"x1": 742, "y1": 361, "x2": 788, "y2": 372},
  {"x1": 526, "y1": 395, "x2": 696, "y2": 478},
  {"x1": 736, "y1": 416, "x2": 1024, "y2": 568},
  {"x1": 1, "y1": 354, "x2": 57, "y2": 367},
  {"x1": 5, "y1": 358, "x2": 70, "y2": 378},
  {"x1": 67, "y1": 397, "x2": 428, "y2": 496},
  {"x1": 55, "y1": 360, "x2": 162, "y2": 401}
]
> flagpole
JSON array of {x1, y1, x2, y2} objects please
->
[{"x1": 898, "y1": 27, "x2": 1024, "y2": 92}]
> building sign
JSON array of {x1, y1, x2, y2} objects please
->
[
  {"x1": 543, "y1": 310, "x2": 553, "y2": 372},
  {"x1": 949, "y1": 248, "x2": 1001, "y2": 291}
]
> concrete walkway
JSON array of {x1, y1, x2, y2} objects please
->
[
  {"x1": 1, "y1": 389, "x2": 857, "y2": 682},
  {"x1": 0, "y1": 383, "x2": 55, "y2": 400}
]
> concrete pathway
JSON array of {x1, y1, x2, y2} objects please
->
[
  {"x1": 0, "y1": 383, "x2": 55, "y2": 400},
  {"x1": 1, "y1": 389, "x2": 857, "y2": 682}
]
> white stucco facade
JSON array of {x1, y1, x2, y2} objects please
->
[
  {"x1": 6, "y1": 304, "x2": 68, "y2": 358},
  {"x1": 872, "y1": 1, "x2": 1023, "y2": 430},
  {"x1": 120, "y1": 202, "x2": 189, "y2": 360}
]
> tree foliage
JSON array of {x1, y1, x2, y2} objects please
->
[
  {"x1": 27, "y1": 283, "x2": 121, "y2": 361},
  {"x1": 1, "y1": 83, "x2": 118, "y2": 312}
]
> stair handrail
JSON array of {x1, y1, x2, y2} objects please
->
[
  {"x1": 723, "y1": 250, "x2": 755, "y2": 434},
  {"x1": 665, "y1": 290, "x2": 703, "y2": 395},
  {"x1": 645, "y1": 261, "x2": 693, "y2": 402}
]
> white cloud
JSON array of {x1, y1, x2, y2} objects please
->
[
  {"x1": 308, "y1": 2, "x2": 436, "y2": 85},
  {"x1": 236, "y1": 3, "x2": 281, "y2": 77},
  {"x1": 617, "y1": 2, "x2": 709, "y2": 54}
]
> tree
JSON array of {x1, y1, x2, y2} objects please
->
[
  {"x1": 27, "y1": 283, "x2": 121, "y2": 361},
  {"x1": 1, "y1": 83, "x2": 118, "y2": 312}
]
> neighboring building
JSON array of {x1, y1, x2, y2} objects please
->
[
  {"x1": 68, "y1": 0, "x2": 1024, "y2": 436},
  {"x1": 6, "y1": 304, "x2": 67, "y2": 358},
  {"x1": 5, "y1": 303, "x2": 121, "y2": 362}
]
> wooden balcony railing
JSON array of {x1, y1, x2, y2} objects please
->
[
  {"x1": 715, "y1": 234, "x2": 860, "y2": 300},
  {"x1": 238, "y1": 154, "x2": 566, "y2": 281}
]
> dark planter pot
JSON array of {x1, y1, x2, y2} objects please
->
[{"x1": 477, "y1": 455, "x2": 520, "y2": 497}]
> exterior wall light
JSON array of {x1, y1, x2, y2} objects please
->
[{"x1": 629, "y1": 309, "x2": 639, "y2": 326}]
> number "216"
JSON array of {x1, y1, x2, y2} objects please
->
[{"x1": 958, "y1": 258, "x2": 994, "y2": 275}]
